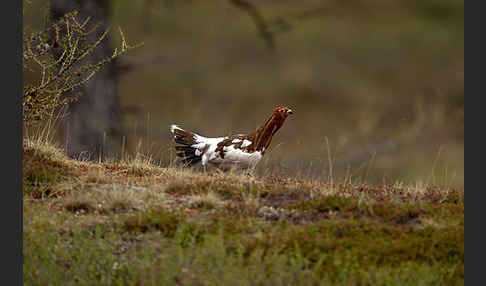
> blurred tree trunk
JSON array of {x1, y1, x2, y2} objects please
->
[{"x1": 50, "y1": 0, "x2": 123, "y2": 160}]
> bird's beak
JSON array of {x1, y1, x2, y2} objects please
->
[{"x1": 287, "y1": 109, "x2": 293, "y2": 115}]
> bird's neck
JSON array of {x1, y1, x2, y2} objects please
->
[{"x1": 251, "y1": 114, "x2": 284, "y2": 153}]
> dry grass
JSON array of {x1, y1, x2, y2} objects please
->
[
  {"x1": 24, "y1": 136, "x2": 463, "y2": 224},
  {"x1": 23, "y1": 138, "x2": 464, "y2": 285},
  {"x1": 186, "y1": 192, "x2": 225, "y2": 210}
]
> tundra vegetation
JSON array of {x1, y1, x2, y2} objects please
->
[
  {"x1": 23, "y1": 1, "x2": 463, "y2": 285},
  {"x1": 23, "y1": 134, "x2": 463, "y2": 285}
]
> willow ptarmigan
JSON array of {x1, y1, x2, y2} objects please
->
[{"x1": 170, "y1": 106, "x2": 293, "y2": 170}]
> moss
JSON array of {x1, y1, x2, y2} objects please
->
[
  {"x1": 278, "y1": 221, "x2": 463, "y2": 272},
  {"x1": 64, "y1": 201, "x2": 96, "y2": 213},
  {"x1": 165, "y1": 180, "x2": 264, "y2": 201},
  {"x1": 25, "y1": 196, "x2": 463, "y2": 285},
  {"x1": 285, "y1": 193, "x2": 460, "y2": 227},
  {"x1": 164, "y1": 180, "x2": 212, "y2": 196},
  {"x1": 123, "y1": 208, "x2": 185, "y2": 236},
  {"x1": 259, "y1": 186, "x2": 312, "y2": 208},
  {"x1": 300, "y1": 195, "x2": 355, "y2": 213},
  {"x1": 423, "y1": 202, "x2": 464, "y2": 227},
  {"x1": 109, "y1": 200, "x2": 133, "y2": 213},
  {"x1": 365, "y1": 203, "x2": 425, "y2": 225}
]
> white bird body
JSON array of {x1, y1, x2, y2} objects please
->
[
  {"x1": 171, "y1": 125, "x2": 262, "y2": 170},
  {"x1": 170, "y1": 106, "x2": 293, "y2": 171}
]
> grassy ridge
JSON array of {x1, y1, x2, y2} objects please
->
[{"x1": 23, "y1": 139, "x2": 464, "y2": 285}]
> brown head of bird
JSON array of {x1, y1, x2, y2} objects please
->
[{"x1": 251, "y1": 106, "x2": 294, "y2": 154}]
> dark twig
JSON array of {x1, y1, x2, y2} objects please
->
[
  {"x1": 268, "y1": 6, "x2": 331, "y2": 35},
  {"x1": 230, "y1": 0, "x2": 275, "y2": 51},
  {"x1": 23, "y1": 11, "x2": 141, "y2": 124}
]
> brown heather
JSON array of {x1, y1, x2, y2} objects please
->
[{"x1": 23, "y1": 137, "x2": 463, "y2": 285}]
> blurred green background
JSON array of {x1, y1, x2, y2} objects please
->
[{"x1": 23, "y1": 0, "x2": 464, "y2": 188}]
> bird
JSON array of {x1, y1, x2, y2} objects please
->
[{"x1": 170, "y1": 106, "x2": 294, "y2": 171}]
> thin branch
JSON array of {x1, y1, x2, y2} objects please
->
[
  {"x1": 230, "y1": 0, "x2": 275, "y2": 51},
  {"x1": 23, "y1": 9, "x2": 142, "y2": 124},
  {"x1": 267, "y1": 6, "x2": 330, "y2": 35}
]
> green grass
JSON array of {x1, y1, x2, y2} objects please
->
[{"x1": 23, "y1": 140, "x2": 464, "y2": 285}]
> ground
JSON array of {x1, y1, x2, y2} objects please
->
[{"x1": 23, "y1": 138, "x2": 464, "y2": 285}]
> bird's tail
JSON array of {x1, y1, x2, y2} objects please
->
[{"x1": 170, "y1": 125, "x2": 203, "y2": 166}]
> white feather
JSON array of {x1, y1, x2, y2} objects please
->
[
  {"x1": 219, "y1": 145, "x2": 262, "y2": 168},
  {"x1": 189, "y1": 135, "x2": 227, "y2": 166},
  {"x1": 171, "y1": 125, "x2": 262, "y2": 169},
  {"x1": 201, "y1": 140, "x2": 262, "y2": 169},
  {"x1": 241, "y1": 139, "x2": 252, "y2": 148},
  {"x1": 170, "y1": 124, "x2": 182, "y2": 133}
]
